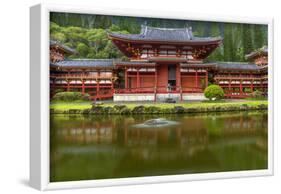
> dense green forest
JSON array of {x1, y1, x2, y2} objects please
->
[{"x1": 50, "y1": 12, "x2": 268, "y2": 62}]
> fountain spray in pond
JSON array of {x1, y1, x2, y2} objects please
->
[{"x1": 133, "y1": 118, "x2": 179, "y2": 128}]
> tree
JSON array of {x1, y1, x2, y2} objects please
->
[
  {"x1": 206, "y1": 22, "x2": 224, "y2": 61},
  {"x1": 232, "y1": 23, "x2": 244, "y2": 61},
  {"x1": 223, "y1": 23, "x2": 234, "y2": 61},
  {"x1": 76, "y1": 43, "x2": 89, "y2": 57},
  {"x1": 253, "y1": 25, "x2": 266, "y2": 49},
  {"x1": 86, "y1": 29, "x2": 107, "y2": 54},
  {"x1": 242, "y1": 24, "x2": 254, "y2": 56},
  {"x1": 204, "y1": 85, "x2": 225, "y2": 100}
]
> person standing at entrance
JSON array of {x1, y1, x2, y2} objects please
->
[{"x1": 167, "y1": 83, "x2": 172, "y2": 92}]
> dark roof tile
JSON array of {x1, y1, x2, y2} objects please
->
[
  {"x1": 108, "y1": 25, "x2": 222, "y2": 43},
  {"x1": 215, "y1": 62, "x2": 261, "y2": 71},
  {"x1": 54, "y1": 59, "x2": 115, "y2": 68}
]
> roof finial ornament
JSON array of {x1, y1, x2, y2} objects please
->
[
  {"x1": 140, "y1": 21, "x2": 148, "y2": 37},
  {"x1": 141, "y1": 21, "x2": 148, "y2": 37},
  {"x1": 144, "y1": 20, "x2": 147, "y2": 26},
  {"x1": 189, "y1": 26, "x2": 193, "y2": 39}
]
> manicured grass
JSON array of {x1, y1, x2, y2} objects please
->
[
  {"x1": 50, "y1": 101, "x2": 92, "y2": 111},
  {"x1": 50, "y1": 100, "x2": 268, "y2": 112}
]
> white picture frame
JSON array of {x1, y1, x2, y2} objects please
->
[{"x1": 30, "y1": 3, "x2": 274, "y2": 191}]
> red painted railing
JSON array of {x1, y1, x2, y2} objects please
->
[
  {"x1": 114, "y1": 86, "x2": 204, "y2": 94},
  {"x1": 214, "y1": 75, "x2": 267, "y2": 80},
  {"x1": 114, "y1": 87, "x2": 154, "y2": 94},
  {"x1": 89, "y1": 90, "x2": 114, "y2": 100}
]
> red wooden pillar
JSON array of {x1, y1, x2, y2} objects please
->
[
  {"x1": 97, "y1": 79, "x2": 100, "y2": 100},
  {"x1": 228, "y1": 79, "x2": 231, "y2": 97},
  {"x1": 125, "y1": 67, "x2": 128, "y2": 90},
  {"x1": 195, "y1": 69, "x2": 198, "y2": 88},
  {"x1": 249, "y1": 73, "x2": 253, "y2": 93},
  {"x1": 97, "y1": 70, "x2": 100, "y2": 100},
  {"x1": 240, "y1": 80, "x2": 243, "y2": 95},
  {"x1": 67, "y1": 70, "x2": 70, "y2": 92},
  {"x1": 137, "y1": 67, "x2": 140, "y2": 91},
  {"x1": 67, "y1": 79, "x2": 70, "y2": 92},
  {"x1": 154, "y1": 65, "x2": 158, "y2": 102},
  {"x1": 82, "y1": 79, "x2": 85, "y2": 94},
  {"x1": 250, "y1": 80, "x2": 254, "y2": 93},
  {"x1": 228, "y1": 73, "x2": 231, "y2": 98},
  {"x1": 111, "y1": 79, "x2": 114, "y2": 95},
  {"x1": 205, "y1": 70, "x2": 208, "y2": 88},
  {"x1": 177, "y1": 64, "x2": 182, "y2": 101}
]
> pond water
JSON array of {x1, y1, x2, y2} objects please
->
[{"x1": 50, "y1": 111, "x2": 268, "y2": 182}]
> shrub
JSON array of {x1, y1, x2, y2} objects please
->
[
  {"x1": 250, "y1": 90, "x2": 264, "y2": 99},
  {"x1": 52, "y1": 92, "x2": 90, "y2": 102},
  {"x1": 76, "y1": 43, "x2": 89, "y2": 57},
  {"x1": 54, "y1": 89, "x2": 64, "y2": 94},
  {"x1": 244, "y1": 88, "x2": 252, "y2": 93},
  {"x1": 204, "y1": 85, "x2": 224, "y2": 100}
]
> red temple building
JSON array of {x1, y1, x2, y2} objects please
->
[{"x1": 50, "y1": 25, "x2": 268, "y2": 101}]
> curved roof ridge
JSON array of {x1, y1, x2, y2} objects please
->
[
  {"x1": 64, "y1": 58, "x2": 115, "y2": 61},
  {"x1": 54, "y1": 59, "x2": 115, "y2": 68},
  {"x1": 142, "y1": 25, "x2": 191, "y2": 31},
  {"x1": 215, "y1": 61, "x2": 251, "y2": 64}
]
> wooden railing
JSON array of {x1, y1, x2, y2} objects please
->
[
  {"x1": 114, "y1": 87, "x2": 154, "y2": 94},
  {"x1": 224, "y1": 92, "x2": 250, "y2": 98},
  {"x1": 214, "y1": 76, "x2": 263, "y2": 80},
  {"x1": 114, "y1": 86, "x2": 204, "y2": 94},
  {"x1": 89, "y1": 90, "x2": 114, "y2": 100}
]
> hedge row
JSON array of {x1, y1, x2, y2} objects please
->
[
  {"x1": 50, "y1": 104, "x2": 268, "y2": 114},
  {"x1": 52, "y1": 92, "x2": 90, "y2": 102}
]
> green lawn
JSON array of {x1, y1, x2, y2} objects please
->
[
  {"x1": 50, "y1": 100, "x2": 268, "y2": 111},
  {"x1": 50, "y1": 101, "x2": 92, "y2": 111}
]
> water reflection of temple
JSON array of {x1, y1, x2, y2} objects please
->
[
  {"x1": 52, "y1": 113, "x2": 267, "y2": 152},
  {"x1": 50, "y1": 113, "x2": 267, "y2": 182}
]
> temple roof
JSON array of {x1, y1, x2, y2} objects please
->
[
  {"x1": 52, "y1": 59, "x2": 263, "y2": 71},
  {"x1": 215, "y1": 62, "x2": 262, "y2": 71},
  {"x1": 180, "y1": 63, "x2": 216, "y2": 68},
  {"x1": 50, "y1": 40, "x2": 76, "y2": 54},
  {"x1": 108, "y1": 25, "x2": 222, "y2": 44},
  {"x1": 180, "y1": 62, "x2": 262, "y2": 71},
  {"x1": 245, "y1": 46, "x2": 268, "y2": 60},
  {"x1": 115, "y1": 61, "x2": 156, "y2": 67},
  {"x1": 55, "y1": 59, "x2": 115, "y2": 68}
]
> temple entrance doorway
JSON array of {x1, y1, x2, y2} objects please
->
[{"x1": 168, "y1": 65, "x2": 176, "y2": 91}]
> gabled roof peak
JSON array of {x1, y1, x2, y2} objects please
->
[
  {"x1": 139, "y1": 25, "x2": 194, "y2": 40},
  {"x1": 245, "y1": 46, "x2": 268, "y2": 60},
  {"x1": 50, "y1": 39, "x2": 76, "y2": 54}
]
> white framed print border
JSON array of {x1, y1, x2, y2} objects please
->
[{"x1": 30, "y1": 3, "x2": 274, "y2": 191}]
